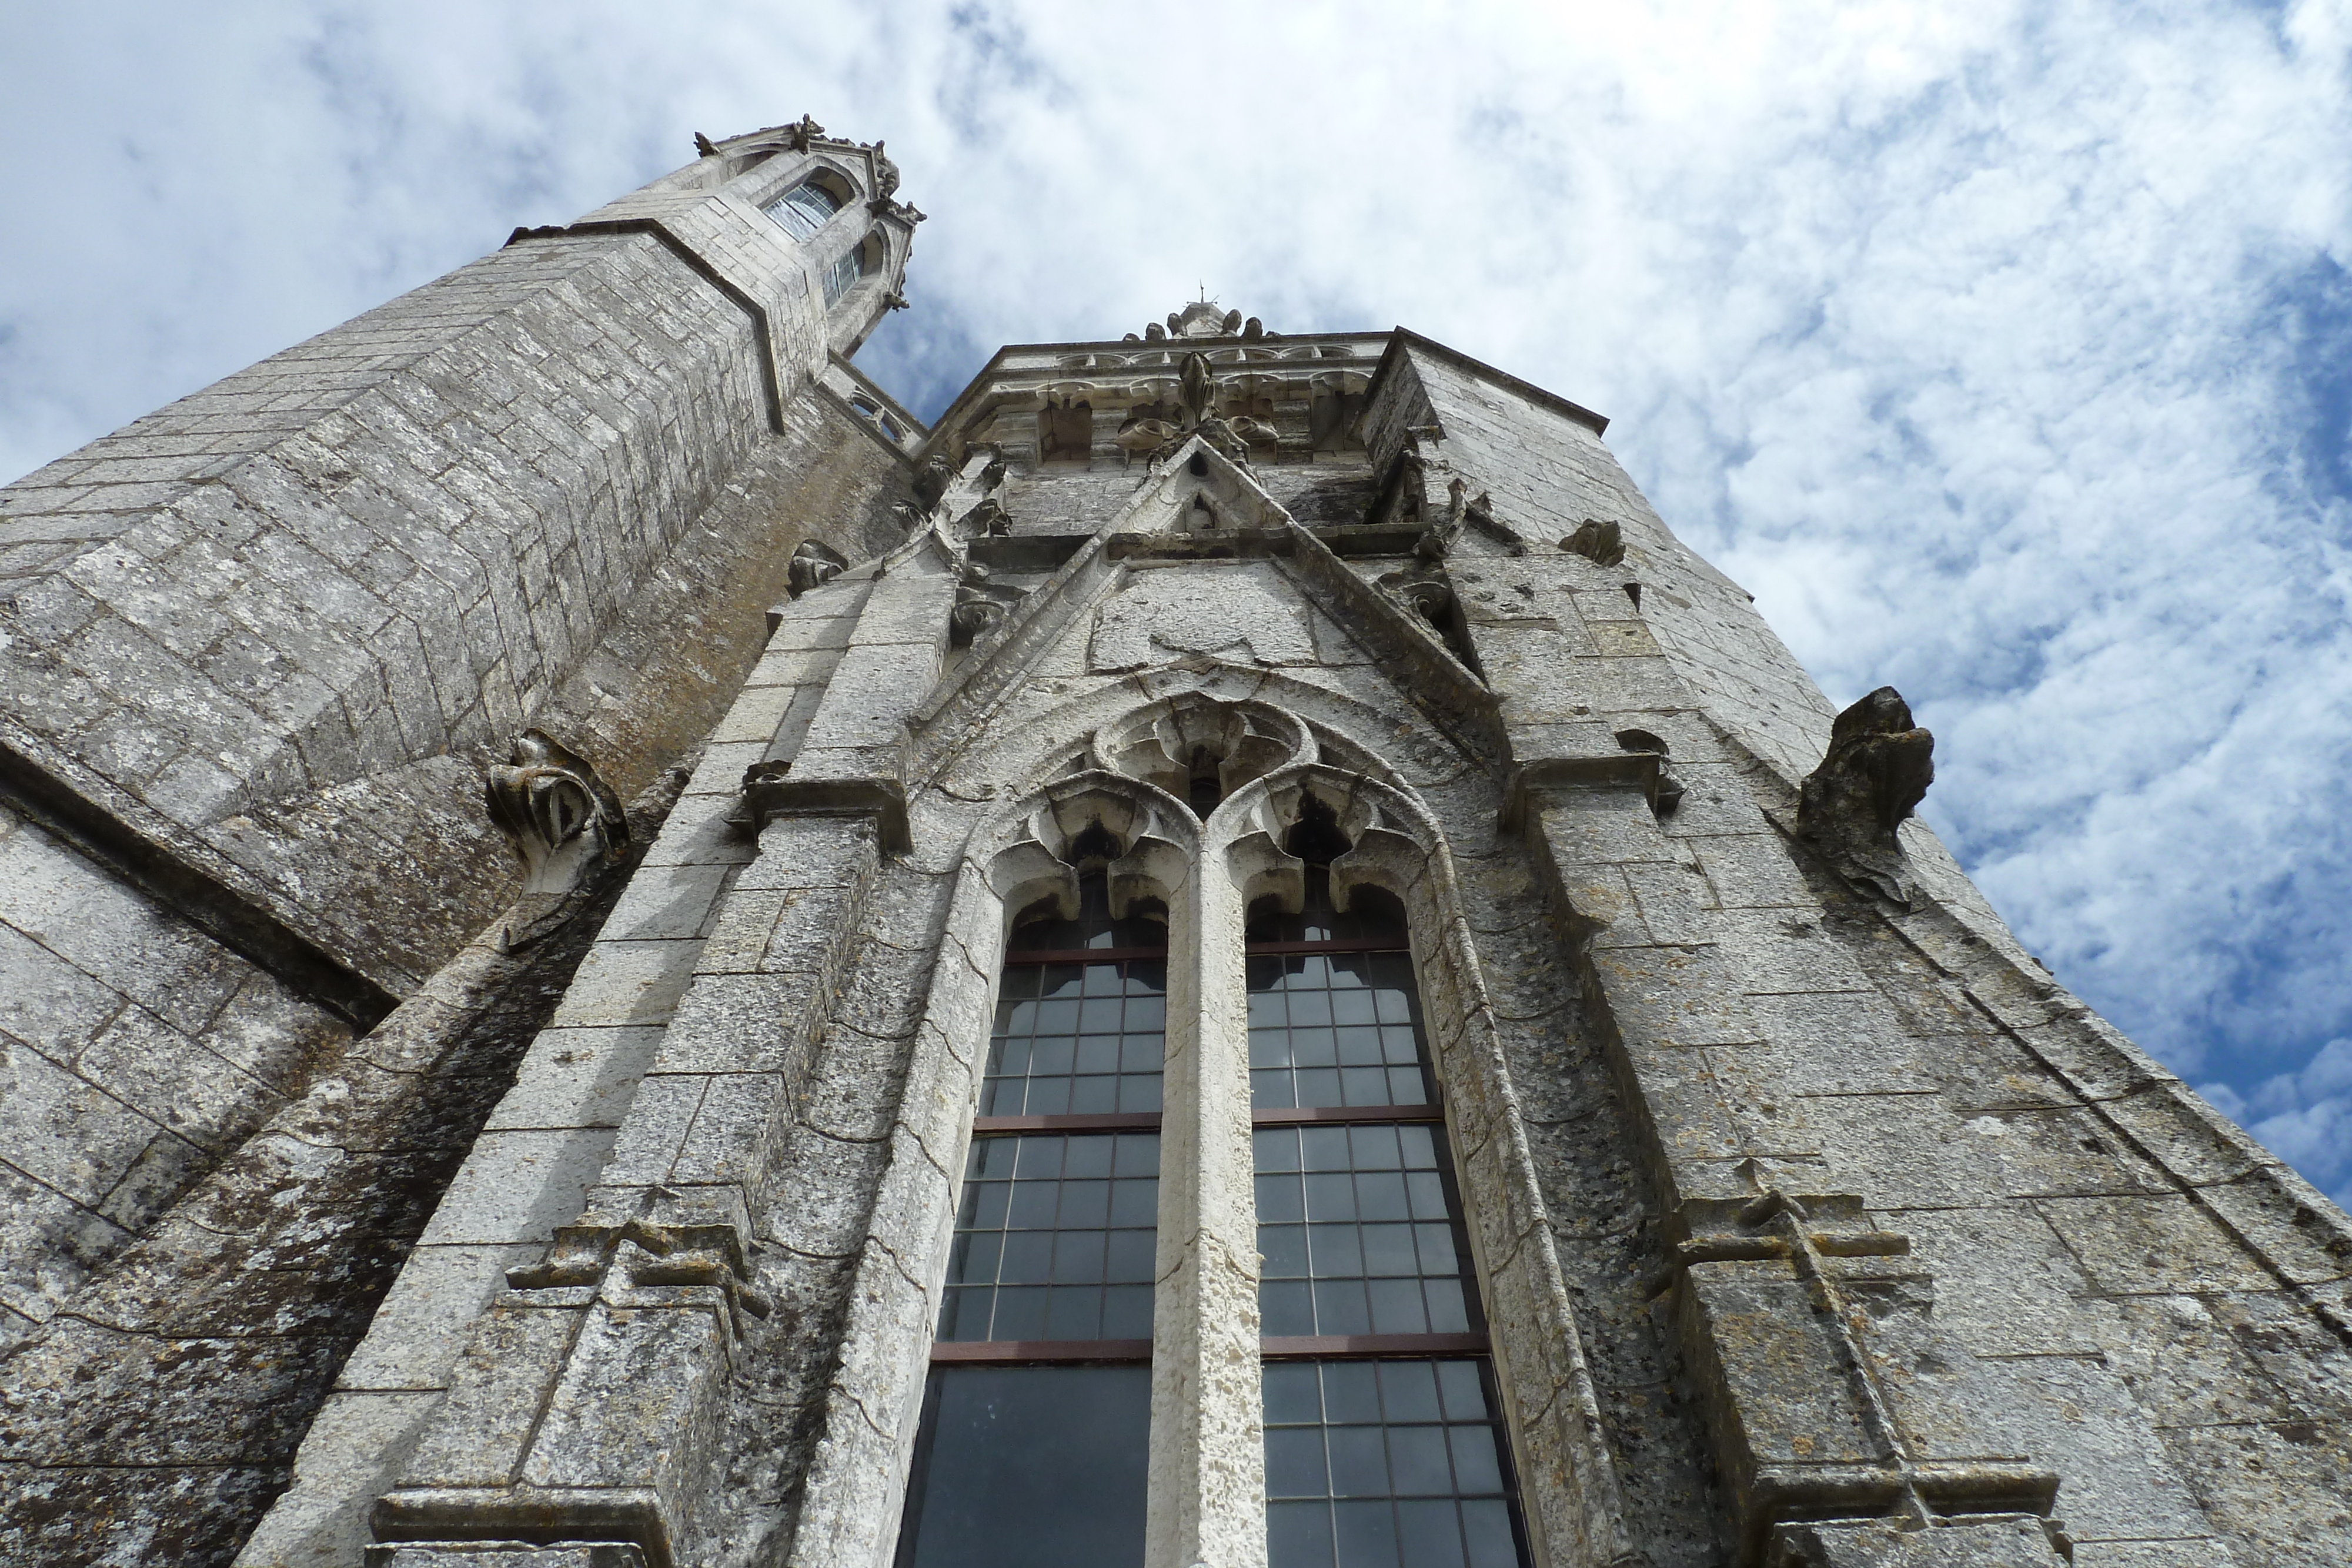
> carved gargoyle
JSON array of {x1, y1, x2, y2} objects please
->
[
  {"x1": 951, "y1": 562, "x2": 1017, "y2": 647},
  {"x1": 693, "y1": 131, "x2": 720, "y2": 158},
  {"x1": 1379, "y1": 569, "x2": 1485, "y2": 678},
  {"x1": 786, "y1": 539, "x2": 848, "y2": 599},
  {"x1": 977, "y1": 449, "x2": 1007, "y2": 492},
  {"x1": 912, "y1": 452, "x2": 955, "y2": 513},
  {"x1": 484, "y1": 730, "x2": 629, "y2": 948},
  {"x1": 1221, "y1": 308, "x2": 1242, "y2": 334},
  {"x1": 870, "y1": 139, "x2": 900, "y2": 200},
  {"x1": 786, "y1": 113, "x2": 824, "y2": 152},
  {"x1": 960, "y1": 497, "x2": 1011, "y2": 539},
  {"x1": 1144, "y1": 322, "x2": 1167, "y2": 342},
  {"x1": 1563, "y1": 517, "x2": 1626, "y2": 567},
  {"x1": 1796, "y1": 687, "x2": 1935, "y2": 905},
  {"x1": 1242, "y1": 316, "x2": 1264, "y2": 340}
]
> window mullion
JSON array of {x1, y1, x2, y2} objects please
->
[{"x1": 1141, "y1": 842, "x2": 1265, "y2": 1568}]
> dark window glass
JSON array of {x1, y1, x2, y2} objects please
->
[
  {"x1": 989, "y1": 872, "x2": 1168, "y2": 1116},
  {"x1": 824, "y1": 245, "x2": 862, "y2": 304},
  {"x1": 763, "y1": 178, "x2": 841, "y2": 240},
  {"x1": 1247, "y1": 870, "x2": 1411, "y2": 945},
  {"x1": 1261, "y1": 1359, "x2": 1530, "y2": 1568},
  {"x1": 898, "y1": 1365, "x2": 1151, "y2": 1568},
  {"x1": 1255, "y1": 1124, "x2": 1478, "y2": 1338},
  {"x1": 987, "y1": 961, "x2": 1167, "y2": 1115},
  {"x1": 938, "y1": 1132, "x2": 1159, "y2": 1342},
  {"x1": 1248, "y1": 949, "x2": 1428, "y2": 1110}
]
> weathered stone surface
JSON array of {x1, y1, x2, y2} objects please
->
[{"x1": 6, "y1": 160, "x2": 2348, "y2": 1568}]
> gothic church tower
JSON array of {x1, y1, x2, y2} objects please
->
[{"x1": 1, "y1": 125, "x2": 2345, "y2": 1568}]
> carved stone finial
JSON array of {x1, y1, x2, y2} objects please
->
[
  {"x1": 484, "y1": 731, "x2": 629, "y2": 949},
  {"x1": 912, "y1": 452, "x2": 955, "y2": 513},
  {"x1": 786, "y1": 539, "x2": 848, "y2": 599},
  {"x1": 693, "y1": 131, "x2": 721, "y2": 158},
  {"x1": 1796, "y1": 687, "x2": 1935, "y2": 904},
  {"x1": 1178, "y1": 352, "x2": 1216, "y2": 427},
  {"x1": 1563, "y1": 518, "x2": 1626, "y2": 567}
]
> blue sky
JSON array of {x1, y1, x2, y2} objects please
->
[{"x1": 4, "y1": 2, "x2": 2350, "y2": 1203}]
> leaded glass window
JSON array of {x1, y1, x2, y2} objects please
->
[
  {"x1": 762, "y1": 176, "x2": 843, "y2": 240},
  {"x1": 937, "y1": 1131, "x2": 1159, "y2": 1343},
  {"x1": 898, "y1": 1364, "x2": 1151, "y2": 1568},
  {"x1": 823, "y1": 244, "x2": 861, "y2": 305},
  {"x1": 985, "y1": 873, "x2": 1168, "y2": 1118},
  {"x1": 1262, "y1": 1359, "x2": 1528, "y2": 1568},
  {"x1": 1251, "y1": 852, "x2": 1531, "y2": 1568},
  {"x1": 903, "y1": 865, "x2": 1165, "y2": 1564},
  {"x1": 1254, "y1": 1122, "x2": 1478, "y2": 1340}
]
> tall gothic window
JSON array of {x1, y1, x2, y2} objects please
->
[
  {"x1": 898, "y1": 803, "x2": 1531, "y2": 1568},
  {"x1": 1251, "y1": 809, "x2": 1531, "y2": 1568},
  {"x1": 897, "y1": 844, "x2": 1165, "y2": 1568},
  {"x1": 763, "y1": 175, "x2": 845, "y2": 239}
]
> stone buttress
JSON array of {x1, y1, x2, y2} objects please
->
[{"x1": 0, "y1": 122, "x2": 925, "y2": 1564}]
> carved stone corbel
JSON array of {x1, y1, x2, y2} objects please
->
[
  {"x1": 483, "y1": 730, "x2": 629, "y2": 950},
  {"x1": 1796, "y1": 687, "x2": 1935, "y2": 905}
]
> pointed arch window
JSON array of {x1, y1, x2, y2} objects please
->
[
  {"x1": 899, "y1": 835, "x2": 1167, "y2": 1568},
  {"x1": 763, "y1": 173, "x2": 847, "y2": 239},
  {"x1": 1247, "y1": 814, "x2": 1531, "y2": 1568},
  {"x1": 897, "y1": 791, "x2": 1532, "y2": 1568}
]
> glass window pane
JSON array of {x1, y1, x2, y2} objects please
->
[
  {"x1": 899, "y1": 1366, "x2": 1150, "y2": 1568},
  {"x1": 1258, "y1": 1360, "x2": 1531, "y2": 1568},
  {"x1": 1255, "y1": 1122, "x2": 1479, "y2": 1338},
  {"x1": 987, "y1": 876, "x2": 1167, "y2": 1117},
  {"x1": 1244, "y1": 883, "x2": 1431, "y2": 1111},
  {"x1": 761, "y1": 178, "x2": 841, "y2": 240},
  {"x1": 940, "y1": 1132, "x2": 1157, "y2": 1341}
]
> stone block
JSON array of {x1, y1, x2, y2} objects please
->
[
  {"x1": 228, "y1": 1389, "x2": 440, "y2": 1568},
  {"x1": 2036, "y1": 1193, "x2": 2281, "y2": 1296},
  {"x1": 1768, "y1": 1516, "x2": 2065, "y2": 1566},
  {"x1": 596, "y1": 863, "x2": 733, "y2": 944},
  {"x1": 544, "y1": 940, "x2": 699, "y2": 1029},
  {"x1": 416, "y1": 1128, "x2": 617, "y2": 1248},
  {"x1": 399, "y1": 1305, "x2": 585, "y2": 1489},
  {"x1": 337, "y1": 1243, "x2": 544, "y2": 1393},
  {"x1": 487, "y1": 1027, "x2": 664, "y2": 1134},
  {"x1": 596, "y1": 1073, "x2": 709, "y2": 1187}
]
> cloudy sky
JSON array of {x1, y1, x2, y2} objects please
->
[{"x1": 5, "y1": 2, "x2": 2350, "y2": 1203}]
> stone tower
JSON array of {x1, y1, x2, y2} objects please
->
[{"x1": 0, "y1": 125, "x2": 2345, "y2": 1568}]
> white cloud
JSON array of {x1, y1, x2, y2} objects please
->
[{"x1": 5, "y1": 0, "x2": 2352, "y2": 1196}]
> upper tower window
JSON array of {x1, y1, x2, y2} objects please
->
[
  {"x1": 763, "y1": 173, "x2": 849, "y2": 240},
  {"x1": 823, "y1": 230, "x2": 885, "y2": 307}
]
